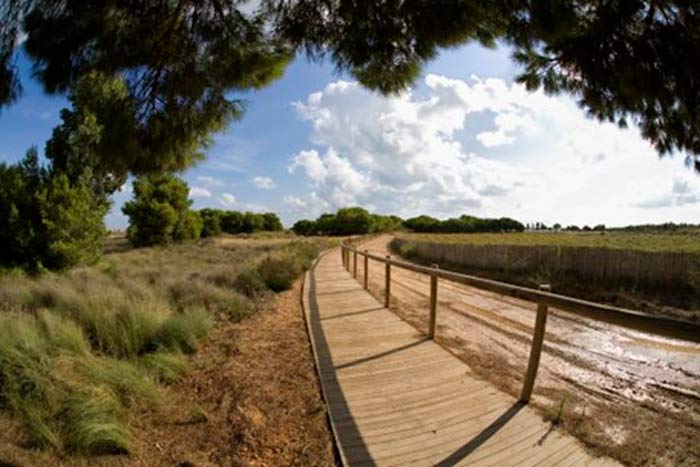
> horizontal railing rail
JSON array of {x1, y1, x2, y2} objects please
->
[
  {"x1": 339, "y1": 241, "x2": 700, "y2": 403},
  {"x1": 341, "y1": 243, "x2": 700, "y2": 343}
]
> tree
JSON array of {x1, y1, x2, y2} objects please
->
[
  {"x1": 2, "y1": 1, "x2": 699, "y2": 172},
  {"x1": 334, "y1": 207, "x2": 374, "y2": 235},
  {"x1": 122, "y1": 174, "x2": 202, "y2": 246},
  {"x1": 44, "y1": 73, "x2": 131, "y2": 195},
  {"x1": 0, "y1": 147, "x2": 108, "y2": 270},
  {"x1": 292, "y1": 219, "x2": 316, "y2": 236},
  {"x1": 262, "y1": 212, "x2": 284, "y2": 231},
  {"x1": 199, "y1": 209, "x2": 223, "y2": 238},
  {"x1": 220, "y1": 210, "x2": 244, "y2": 234},
  {"x1": 2, "y1": 0, "x2": 292, "y2": 174},
  {"x1": 240, "y1": 212, "x2": 265, "y2": 233},
  {"x1": 36, "y1": 172, "x2": 109, "y2": 269}
]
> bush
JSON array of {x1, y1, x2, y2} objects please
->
[
  {"x1": 258, "y1": 254, "x2": 303, "y2": 292},
  {"x1": 122, "y1": 174, "x2": 201, "y2": 246},
  {"x1": 234, "y1": 268, "x2": 267, "y2": 297},
  {"x1": 257, "y1": 242, "x2": 319, "y2": 292}
]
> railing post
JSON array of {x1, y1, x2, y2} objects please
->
[
  {"x1": 384, "y1": 255, "x2": 391, "y2": 308},
  {"x1": 363, "y1": 250, "x2": 369, "y2": 289},
  {"x1": 353, "y1": 250, "x2": 357, "y2": 278},
  {"x1": 341, "y1": 246, "x2": 345, "y2": 267},
  {"x1": 519, "y1": 284, "x2": 551, "y2": 404},
  {"x1": 428, "y1": 264, "x2": 439, "y2": 339}
]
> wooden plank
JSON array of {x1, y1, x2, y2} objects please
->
[{"x1": 304, "y1": 248, "x2": 620, "y2": 467}]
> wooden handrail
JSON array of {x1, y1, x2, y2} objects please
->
[{"x1": 341, "y1": 243, "x2": 700, "y2": 344}]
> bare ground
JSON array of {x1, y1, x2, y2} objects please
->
[
  {"x1": 0, "y1": 279, "x2": 337, "y2": 467},
  {"x1": 356, "y1": 235, "x2": 700, "y2": 467}
]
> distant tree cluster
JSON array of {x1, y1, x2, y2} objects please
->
[
  {"x1": 292, "y1": 207, "x2": 402, "y2": 236},
  {"x1": 404, "y1": 215, "x2": 524, "y2": 234},
  {"x1": 613, "y1": 222, "x2": 700, "y2": 233},
  {"x1": 122, "y1": 174, "x2": 284, "y2": 246},
  {"x1": 559, "y1": 224, "x2": 606, "y2": 232},
  {"x1": 198, "y1": 209, "x2": 283, "y2": 238}
]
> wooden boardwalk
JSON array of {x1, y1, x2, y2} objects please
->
[{"x1": 302, "y1": 249, "x2": 620, "y2": 467}]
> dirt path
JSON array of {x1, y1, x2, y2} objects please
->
[{"x1": 356, "y1": 235, "x2": 700, "y2": 467}]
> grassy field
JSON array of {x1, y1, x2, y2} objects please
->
[
  {"x1": 397, "y1": 230, "x2": 700, "y2": 253},
  {"x1": 0, "y1": 233, "x2": 334, "y2": 462}
]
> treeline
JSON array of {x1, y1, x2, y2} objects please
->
[
  {"x1": 403, "y1": 215, "x2": 524, "y2": 233},
  {"x1": 292, "y1": 207, "x2": 402, "y2": 236},
  {"x1": 199, "y1": 209, "x2": 282, "y2": 237},
  {"x1": 292, "y1": 209, "x2": 525, "y2": 236},
  {"x1": 123, "y1": 173, "x2": 283, "y2": 247},
  {"x1": 612, "y1": 222, "x2": 700, "y2": 233}
]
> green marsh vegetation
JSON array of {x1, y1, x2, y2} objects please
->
[{"x1": 0, "y1": 236, "x2": 321, "y2": 456}]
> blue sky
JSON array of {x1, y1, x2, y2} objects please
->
[{"x1": 1, "y1": 44, "x2": 699, "y2": 229}]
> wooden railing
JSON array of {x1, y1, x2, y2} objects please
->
[{"x1": 339, "y1": 243, "x2": 700, "y2": 404}]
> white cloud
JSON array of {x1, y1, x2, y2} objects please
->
[
  {"x1": 189, "y1": 186, "x2": 212, "y2": 198},
  {"x1": 283, "y1": 192, "x2": 331, "y2": 218},
  {"x1": 243, "y1": 203, "x2": 269, "y2": 213},
  {"x1": 636, "y1": 173, "x2": 700, "y2": 209},
  {"x1": 290, "y1": 74, "x2": 700, "y2": 226},
  {"x1": 283, "y1": 195, "x2": 307, "y2": 209},
  {"x1": 197, "y1": 176, "x2": 225, "y2": 187},
  {"x1": 251, "y1": 176, "x2": 276, "y2": 189},
  {"x1": 219, "y1": 193, "x2": 237, "y2": 208}
]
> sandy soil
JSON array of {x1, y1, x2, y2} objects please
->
[
  {"x1": 356, "y1": 235, "x2": 700, "y2": 467},
  {"x1": 0, "y1": 279, "x2": 337, "y2": 467}
]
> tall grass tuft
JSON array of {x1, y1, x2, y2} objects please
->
[
  {"x1": 152, "y1": 308, "x2": 212, "y2": 354},
  {"x1": 139, "y1": 351, "x2": 189, "y2": 384},
  {"x1": 61, "y1": 387, "x2": 129, "y2": 454}
]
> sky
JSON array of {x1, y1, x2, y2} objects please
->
[{"x1": 1, "y1": 43, "x2": 699, "y2": 230}]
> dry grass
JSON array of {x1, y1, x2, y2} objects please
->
[{"x1": 0, "y1": 234, "x2": 330, "y2": 462}]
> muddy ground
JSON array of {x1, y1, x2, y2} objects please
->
[{"x1": 357, "y1": 236, "x2": 700, "y2": 467}]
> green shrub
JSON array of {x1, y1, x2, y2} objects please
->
[
  {"x1": 257, "y1": 253, "x2": 303, "y2": 292},
  {"x1": 257, "y1": 242, "x2": 318, "y2": 292},
  {"x1": 234, "y1": 268, "x2": 267, "y2": 297}
]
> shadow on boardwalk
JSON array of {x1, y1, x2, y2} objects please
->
[{"x1": 303, "y1": 249, "x2": 618, "y2": 467}]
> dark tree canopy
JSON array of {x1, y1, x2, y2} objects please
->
[
  {"x1": 2, "y1": 0, "x2": 292, "y2": 173},
  {"x1": 1, "y1": 1, "x2": 699, "y2": 171}
]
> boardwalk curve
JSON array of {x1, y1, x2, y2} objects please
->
[{"x1": 303, "y1": 248, "x2": 620, "y2": 467}]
